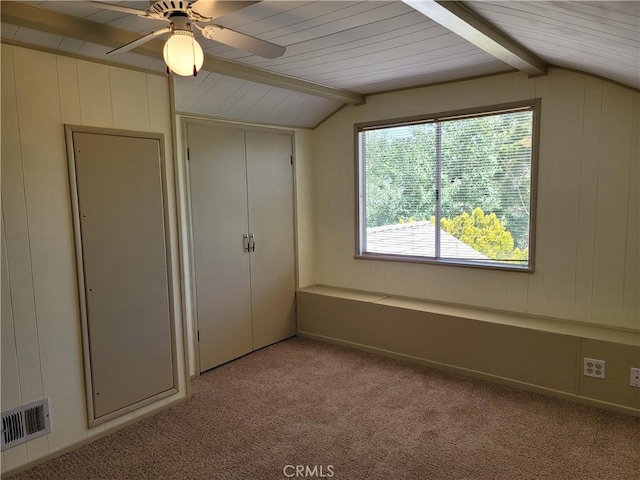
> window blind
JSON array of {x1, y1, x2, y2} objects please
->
[{"x1": 359, "y1": 105, "x2": 535, "y2": 269}]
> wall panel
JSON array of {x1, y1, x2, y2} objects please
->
[
  {"x1": 0, "y1": 44, "x2": 186, "y2": 475},
  {"x1": 622, "y1": 94, "x2": 639, "y2": 330},
  {"x1": 541, "y1": 71, "x2": 583, "y2": 319},
  {"x1": 313, "y1": 109, "x2": 353, "y2": 289},
  {"x1": 579, "y1": 339, "x2": 640, "y2": 409},
  {"x1": 148, "y1": 75, "x2": 173, "y2": 160},
  {"x1": 147, "y1": 74, "x2": 188, "y2": 391},
  {"x1": 294, "y1": 129, "x2": 317, "y2": 287},
  {"x1": 502, "y1": 270, "x2": 528, "y2": 313},
  {"x1": 591, "y1": 84, "x2": 634, "y2": 326},
  {"x1": 110, "y1": 67, "x2": 150, "y2": 131},
  {"x1": 1, "y1": 444, "x2": 28, "y2": 474},
  {"x1": 56, "y1": 56, "x2": 81, "y2": 125},
  {"x1": 526, "y1": 74, "x2": 551, "y2": 317},
  {"x1": 312, "y1": 69, "x2": 639, "y2": 330},
  {"x1": 13, "y1": 46, "x2": 87, "y2": 453},
  {"x1": 77, "y1": 61, "x2": 113, "y2": 127},
  {"x1": 496, "y1": 71, "x2": 536, "y2": 103},
  {"x1": 1, "y1": 45, "x2": 45, "y2": 409},
  {"x1": 574, "y1": 78, "x2": 603, "y2": 323},
  {"x1": 1, "y1": 226, "x2": 21, "y2": 410}
]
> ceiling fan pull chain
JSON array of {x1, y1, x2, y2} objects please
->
[{"x1": 192, "y1": 33, "x2": 198, "y2": 77}]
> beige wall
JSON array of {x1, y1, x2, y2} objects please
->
[
  {"x1": 312, "y1": 69, "x2": 639, "y2": 331},
  {"x1": 294, "y1": 128, "x2": 316, "y2": 288},
  {"x1": 1, "y1": 45, "x2": 187, "y2": 474}
]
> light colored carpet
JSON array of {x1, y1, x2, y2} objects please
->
[{"x1": 11, "y1": 337, "x2": 640, "y2": 479}]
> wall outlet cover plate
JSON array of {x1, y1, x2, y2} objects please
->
[{"x1": 583, "y1": 358, "x2": 605, "y2": 379}]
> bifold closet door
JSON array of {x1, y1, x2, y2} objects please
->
[
  {"x1": 187, "y1": 124, "x2": 296, "y2": 373},
  {"x1": 187, "y1": 124, "x2": 253, "y2": 372},
  {"x1": 245, "y1": 132, "x2": 296, "y2": 350}
]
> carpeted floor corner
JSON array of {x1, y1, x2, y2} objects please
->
[{"x1": 10, "y1": 337, "x2": 640, "y2": 479}]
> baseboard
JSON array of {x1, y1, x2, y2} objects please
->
[
  {"x1": 298, "y1": 331, "x2": 640, "y2": 418},
  {"x1": 1, "y1": 396, "x2": 187, "y2": 479}
]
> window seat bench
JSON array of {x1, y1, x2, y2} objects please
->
[{"x1": 297, "y1": 285, "x2": 640, "y2": 416}]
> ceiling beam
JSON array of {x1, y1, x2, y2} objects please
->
[
  {"x1": 1, "y1": 1, "x2": 364, "y2": 105},
  {"x1": 402, "y1": 0, "x2": 547, "y2": 77}
]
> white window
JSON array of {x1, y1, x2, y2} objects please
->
[{"x1": 356, "y1": 100, "x2": 539, "y2": 271}]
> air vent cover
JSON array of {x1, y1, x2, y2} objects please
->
[{"x1": 1, "y1": 398, "x2": 51, "y2": 451}]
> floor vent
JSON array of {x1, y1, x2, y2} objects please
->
[{"x1": 1, "y1": 398, "x2": 51, "y2": 451}]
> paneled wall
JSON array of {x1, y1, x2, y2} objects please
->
[
  {"x1": 294, "y1": 129, "x2": 316, "y2": 288},
  {"x1": 312, "y1": 69, "x2": 639, "y2": 331},
  {"x1": 0, "y1": 45, "x2": 187, "y2": 474}
]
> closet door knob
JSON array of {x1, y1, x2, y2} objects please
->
[
  {"x1": 243, "y1": 234, "x2": 250, "y2": 253},
  {"x1": 249, "y1": 233, "x2": 256, "y2": 252}
]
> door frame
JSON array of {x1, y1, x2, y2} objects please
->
[{"x1": 178, "y1": 116, "x2": 299, "y2": 376}]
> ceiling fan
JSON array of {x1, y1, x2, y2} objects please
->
[{"x1": 85, "y1": 0, "x2": 286, "y2": 76}]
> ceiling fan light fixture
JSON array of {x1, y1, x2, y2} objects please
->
[
  {"x1": 97, "y1": 1, "x2": 286, "y2": 70},
  {"x1": 163, "y1": 22, "x2": 204, "y2": 76}
]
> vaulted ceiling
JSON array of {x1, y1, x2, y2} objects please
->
[{"x1": 2, "y1": 1, "x2": 638, "y2": 128}]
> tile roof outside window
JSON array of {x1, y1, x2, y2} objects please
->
[{"x1": 366, "y1": 221, "x2": 488, "y2": 260}]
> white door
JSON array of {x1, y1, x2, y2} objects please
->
[
  {"x1": 246, "y1": 131, "x2": 296, "y2": 349},
  {"x1": 71, "y1": 130, "x2": 175, "y2": 422},
  {"x1": 187, "y1": 124, "x2": 252, "y2": 372}
]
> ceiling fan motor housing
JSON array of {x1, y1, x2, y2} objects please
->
[
  {"x1": 170, "y1": 13, "x2": 193, "y2": 33},
  {"x1": 148, "y1": 0, "x2": 210, "y2": 22}
]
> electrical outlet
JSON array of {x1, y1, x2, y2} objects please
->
[
  {"x1": 630, "y1": 368, "x2": 640, "y2": 388},
  {"x1": 583, "y1": 358, "x2": 605, "y2": 379}
]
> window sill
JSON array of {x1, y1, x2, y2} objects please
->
[{"x1": 355, "y1": 253, "x2": 533, "y2": 273}]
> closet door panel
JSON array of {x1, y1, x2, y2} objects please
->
[
  {"x1": 246, "y1": 131, "x2": 296, "y2": 349},
  {"x1": 188, "y1": 125, "x2": 252, "y2": 371},
  {"x1": 72, "y1": 132, "x2": 174, "y2": 421}
]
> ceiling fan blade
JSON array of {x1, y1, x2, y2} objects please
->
[
  {"x1": 107, "y1": 26, "x2": 171, "y2": 55},
  {"x1": 79, "y1": 1, "x2": 151, "y2": 17},
  {"x1": 190, "y1": 0, "x2": 261, "y2": 20},
  {"x1": 200, "y1": 25, "x2": 285, "y2": 59}
]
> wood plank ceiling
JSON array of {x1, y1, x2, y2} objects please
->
[
  {"x1": 466, "y1": 1, "x2": 640, "y2": 90},
  {"x1": 1, "y1": 1, "x2": 638, "y2": 128}
]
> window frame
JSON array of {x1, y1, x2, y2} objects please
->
[{"x1": 354, "y1": 99, "x2": 541, "y2": 272}]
